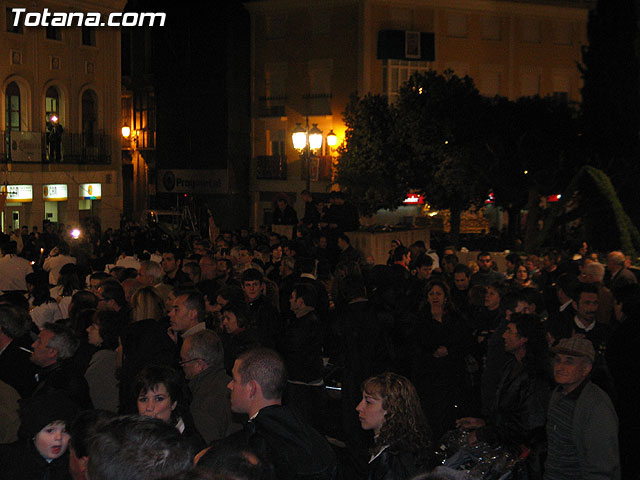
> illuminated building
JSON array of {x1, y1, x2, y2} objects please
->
[{"x1": 246, "y1": 0, "x2": 592, "y2": 228}]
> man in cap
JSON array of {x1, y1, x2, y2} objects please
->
[{"x1": 544, "y1": 337, "x2": 620, "y2": 480}]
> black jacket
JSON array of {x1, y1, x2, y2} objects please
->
[
  {"x1": 0, "y1": 340, "x2": 37, "y2": 398},
  {"x1": 368, "y1": 445, "x2": 429, "y2": 480},
  {"x1": 221, "y1": 328, "x2": 261, "y2": 375},
  {"x1": 279, "y1": 309, "x2": 324, "y2": 383},
  {"x1": 31, "y1": 361, "x2": 92, "y2": 410},
  {"x1": 0, "y1": 440, "x2": 71, "y2": 480},
  {"x1": 476, "y1": 358, "x2": 551, "y2": 450},
  {"x1": 247, "y1": 296, "x2": 284, "y2": 349},
  {"x1": 209, "y1": 405, "x2": 337, "y2": 480},
  {"x1": 273, "y1": 205, "x2": 298, "y2": 225},
  {"x1": 119, "y1": 318, "x2": 177, "y2": 412}
]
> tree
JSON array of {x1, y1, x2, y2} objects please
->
[
  {"x1": 395, "y1": 71, "x2": 491, "y2": 246},
  {"x1": 531, "y1": 166, "x2": 640, "y2": 256},
  {"x1": 486, "y1": 96, "x2": 581, "y2": 250},
  {"x1": 334, "y1": 93, "x2": 407, "y2": 216}
]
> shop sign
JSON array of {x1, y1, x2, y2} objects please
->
[
  {"x1": 157, "y1": 169, "x2": 228, "y2": 194},
  {"x1": 79, "y1": 183, "x2": 101, "y2": 200},
  {"x1": 1, "y1": 184, "x2": 33, "y2": 202},
  {"x1": 43, "y1": 184, "x2": 68, "y2": 201},
  {"x1": 403, "y1": 193, "x2": 425, "y2": 204}
]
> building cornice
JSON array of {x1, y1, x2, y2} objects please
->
[{"x1": 245, "y1": 0, "x2": 591, "y2": 19}]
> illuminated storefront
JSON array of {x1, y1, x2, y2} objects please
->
[
  {"x1": 78, "y1": 183, "x2": 102, "y2": 221},
  {"x1": 0, "y1": 185, "x2": 33, "y2": 232},
  {"x1": 43, "y1": 184, "x2": 68, "y2": 224}
]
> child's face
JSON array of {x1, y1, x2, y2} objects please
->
[{"x1": 34, "y1": 421, "x2": 70, "y2": 460}]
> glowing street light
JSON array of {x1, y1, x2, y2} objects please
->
[
  {"x1": 326, "y1": 129, "x2": 338, "y2": 147},
  {"x1": 291, "y1": 119, "x2": 323, "y2": 190}
]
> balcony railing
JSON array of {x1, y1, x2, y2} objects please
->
[
  {"x1": 257, "y1": 96, "x2": 287, "y2": 117},
  {"x1": 1, "y1": 130, "x2": 112, "y2": 164},
  {"x1": 256, "y1": 155, "x2": 287, "y2": 180},
  {"x1": 301, "y1": 155, "x2": 333, "y2": 182},
  {"x1": 302, "y1": 93, "x2": 332, "y2": 116}
]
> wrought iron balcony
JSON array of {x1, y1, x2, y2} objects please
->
[
  {"x1": 256, "y1": 155, "x2": 287, "y2": 180},
  {"x1": 257, "y1": 96, "x2": 287, "y2": 117},
  {"x1": 1, "y1": 130, "x2": 112, "y2": 164}
]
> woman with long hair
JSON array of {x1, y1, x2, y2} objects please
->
[
  {"x1": 411, "y1": 279, "x2": 473, "y2": 439},
  {"x1": 130, "y1": 285, "x2": 165, "y2": 322},
  {"x1": 356, "y1": 372, "x2": 434, "y2": 479}
]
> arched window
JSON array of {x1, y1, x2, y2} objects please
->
[
  {"x1": 81, "y1": 89, "x2": 97, "y2": 148},
  {"x1": 5, "y1": 82, "x2": 21, "y2": 131},
  {"x1": 45, "y1": 86, "x2": 60, "y2": 123}
]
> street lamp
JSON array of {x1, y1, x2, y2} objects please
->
[
  {"x1": 291, "y1": 118, "x2": 323, "y2": 190},
  {"x1": 326, "y1": 129, "x2": 337, "y2": 147}
]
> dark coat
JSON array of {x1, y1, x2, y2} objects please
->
[
  {"x1": 247, "y1": 296, "x2": 284, "y2": 349},
  {"x1": 119, "y1": 318, "x2": 177, "y2": 412},
  {"x1": 31, "y1": 361, "x2": 92, "y2": 410},
  {"x1": 411, "y1": 309, "x2": 473, "y2": 437},
  {"x1": 301, "y1": 200, "x2": 320, "y2": 228},
  {"x1": 368, "y1": 445, "x2": 429, "y2": 480},
  {"x1": 0, "y1": 340, "x2": 37, "y2": 398},
  {"x1": 279, "y1": 309, "x2": 324, "y2": 383},
  {"x1": 221, "y1": 328, "x2": 261, "y2": 375},
  {"x1": 273, "y1": 205, "x2": 298, "y2": 225},
  {"x1": 189, "y1": 366, "x2": 236, "y2": 444},
  {"x1": 209, "y1": 405, "x2": 337, "y2": 480},
  {"x1": 0, "y1": 440, "x2": 71, "y2": 480},
  {"x1": 476, "y1": 358, "x2": 551, "y2": 449}
]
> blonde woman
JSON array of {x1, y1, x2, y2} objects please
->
[{"x1": 130, "y1": 286, "x2": 165, "y2": 322}]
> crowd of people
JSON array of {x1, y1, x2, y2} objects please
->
[{"x1": 0, "y1": 199, "x2": 637, "y2": 480}]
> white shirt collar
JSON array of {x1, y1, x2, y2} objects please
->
[{"x1": 574, "y1": 316, "x2": 595, "y2": 332}]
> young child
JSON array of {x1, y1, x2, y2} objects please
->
[{"x1": 0, "y1": 391, "x2": 78, "y2": 480}]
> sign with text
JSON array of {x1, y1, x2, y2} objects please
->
[
  {"x1": 79, "y1": 183, "x2": 101, "y2": 200},
  {"x1": 43, "y1": 184, "x2": 68, "y2": 201},
  {"x1": 403, "y1": 193, "x2": 425, "y2": 205},
  {"x1": 157, "y1": 169, "x2": 228, "y2": 194},
  {"x1": 1, "y1": 184, "x2": 33, "y2": 202},
  {"x1": 10, "y1": 131, "x2": 41, "y2": 162}
]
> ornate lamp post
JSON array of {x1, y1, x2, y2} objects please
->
[{"x1": 292, "y1": 119, "x2": 323, "y2": 191}]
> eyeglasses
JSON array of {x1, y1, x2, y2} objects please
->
[{"x1": 179, "y1": 358, "x2": 201, "y2": 366}]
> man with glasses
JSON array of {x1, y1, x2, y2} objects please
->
[{"x1": 179, "y1": 330, "x2": 237, "y2": 443}]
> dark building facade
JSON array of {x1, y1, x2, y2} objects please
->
[{"x1": 122, "y1": 0, "x2": 251, "y2": 229}]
